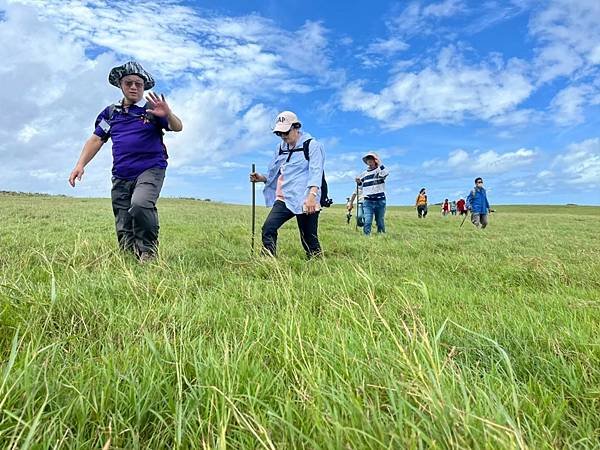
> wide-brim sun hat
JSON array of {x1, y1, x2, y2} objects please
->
[
  {"x1": 273, "y1": 111, "x2": 301, "y2": 133},
  {"x1": 362, "y1": 151, "x2": 379, "y2": 163},
  {"x1": 108, "y1": 61, "x2": 155, "y2": 90}
]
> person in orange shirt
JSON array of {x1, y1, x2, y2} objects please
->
[{"x1": 415, "y1": 188, "x2": 428, "y2": 218}]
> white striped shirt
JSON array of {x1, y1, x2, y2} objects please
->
[{"x1": 358, "y1": 165, "x2": 389, "y2": 200}]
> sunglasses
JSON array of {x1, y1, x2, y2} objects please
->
[
  {"x1": 123, "y1": 80, "x2": 144, "y2": 89},
  {"x1": 274, "y1": 130, "x2": 291, "y2": 137},
  {"x1": 476, "y1": 181, "x2": 484, "y2": 184}
]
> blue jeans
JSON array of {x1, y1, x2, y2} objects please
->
[{"x1": 362, "y1": 198, "x2": 386, "y2": 235}]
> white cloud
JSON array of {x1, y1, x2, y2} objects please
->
[
  {"x1": 523, "y1": 0, "x2": 600, "y2": 127},
  {"x1": 17, "y1": 124, "x2": 39, "y2": 143},
  {"x1": 423, "y1": 147, "x2": 536, "y2": 174},
  {"x1": 422, "y1": 0, "x2": 465, "y2": 17},
  {"x1": 387, "y1": 2, "x2": 424, "y2": 36},
  {"x1": 366, "y1": 38, "x2": 409, "y2": 55},
  {"x1": 325, "y1": 170, "x2": 357, "y2": 184},
  {"x1": 359, "y1": 37, "x2": 410, "y2": 68},
  {"x1": 464, "y1": 1, "x2": 532, "y2": 34},
  {"x1": 162, "y1": 85, "x2": 276, "y2": 170},
  {"x1": 553, "y1": 138, "x2": 600, "y2": 187},
  {"x1": 447, "y1": 149, "x2": 469, "y2": 166},
  {"x1": 11, "y1": 0, "x2": 340, "y2": 93},
  {"x1": 489, "y1": 108, "x2": 541, "y2": 127},
  {"x1": 340, "y1": 46, "x2": 533, "y2": 129},
  {"x1": 533, "y1": 44, "x2": 585, "y2": 85},
  {"x1": 345, "y1": 0, "x2": 599, "y2": 130},
  {"x1": 222, "y1": 161, "x2": 246, "y2": 169},
  {"x1": 549, "y1": 85, "x2": 595, "y2": 126},
  {"x1": 530, "y1": 0, "x2": 600, "y2": 83},
  {"x1": 475, "y1": 148, "x2": 536, "y2": 173},
  {"x1": 511, "y1": 189, "x2": 552, "y2": 197},
  {"x1": 387, "y1": 0, "x2": 466, "y2": 37}
]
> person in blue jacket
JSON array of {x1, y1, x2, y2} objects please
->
[{"x1": 466, "y1": 177, "x2": 491, "y2": 229}]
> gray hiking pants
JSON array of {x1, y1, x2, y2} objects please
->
[
  {"x1": 471, "y1": 212, "x2": 488, "y2": 229},
  {"x1": 111, "y1": 168, "x2": 165, "y2": 255}
]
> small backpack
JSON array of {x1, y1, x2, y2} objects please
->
[{"x1": 279, "y1": 138, "x2": 333, "y2": 207}]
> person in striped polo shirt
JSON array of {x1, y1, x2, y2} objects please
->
[{"x1": 356, "y1": 152, "x2": 389, "y2": 235}]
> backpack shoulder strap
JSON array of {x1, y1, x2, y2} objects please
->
[
  {"x1": 302, "y1": 139, "x2": 313, "y2": 161},
  {"x1": 107, "y1": 104, "x2": 116, "y2": 121},
  {"x1": 280, "y1": 140, "x2": 310, "y2": 163}
]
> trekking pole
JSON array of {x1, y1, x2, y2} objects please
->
[
  {"x1": 251, "y1": 163, "x2": 256, "y2": 253},
  {"x1": 460, "y1": 210, "x2": 468, "y2": 228}
]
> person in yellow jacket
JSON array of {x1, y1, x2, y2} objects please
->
[{"x1": 415, "y1": 188, "x2": 428, "y2": 218}]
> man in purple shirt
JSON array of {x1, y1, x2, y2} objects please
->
[{"x1": 69, "y1": 61, "x2": 183, "y2": 262}]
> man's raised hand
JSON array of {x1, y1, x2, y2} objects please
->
[{"x1": 145, "y1": 92, "x2": 171, "y2": 117}]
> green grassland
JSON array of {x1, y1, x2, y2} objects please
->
[{"x1": 1, "y1": 194, "x2": 599, "y2": 449}]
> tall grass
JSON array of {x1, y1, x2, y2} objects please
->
[{"x1": 1, "y1": 194, "x2": 599, "y2": 448}]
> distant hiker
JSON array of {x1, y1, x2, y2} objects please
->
[
  {"x1": 415, "y1": 188, "x2": 428, "y2": 218},
  {"x1": 356, "y1": 152, "x2": 389, "y2": 235},
  {"x1": 442, "y1": 199, "x2": 450, "y2": 216},
  {"x1": 466, "y1": 177, "x2": 491, "y2": 229},
  {"x1": 347, "y1": 184, "x2": 364, "y2": 227},
  {"x1": 249, "y1": 111, "x2": 324, "y2": 258},
  {"x1": 68, "y1": 61, "x2": 183, "y2": 263},
  {"x1": 457, "y1": 198, "x2": 467, "y2": 215},
  {"x1": 450, "y1": 200, "x2": 457, "y2": 215}
]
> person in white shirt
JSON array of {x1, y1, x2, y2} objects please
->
[{"x1": 356, "y1": 152, "x2": 389, "y2": 235}]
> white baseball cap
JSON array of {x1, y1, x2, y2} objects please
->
[{"x1": 273, "y1": 111, "x2": 301, "y2": 133}]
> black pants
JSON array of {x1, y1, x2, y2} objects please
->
[
  {"x1": 262, "y1": 200, "x2": 321, "y2": 257},
  {"x1": 111, "y1": 168, "x2": 165, "y2": 255},
  {"x1": 417, "y1": 205, "x2": 428, "y2": 218}
]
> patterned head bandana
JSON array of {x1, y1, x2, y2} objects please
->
[{"x1": 108, "y1": 61, "x2": 155, "y2": 90}]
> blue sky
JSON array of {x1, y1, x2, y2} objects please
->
[{"x1": 1, "y1": 0, "x2": 599, "y2": 205}]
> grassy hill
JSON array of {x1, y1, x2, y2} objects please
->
[{"x1": 1, "y1": 195, "x2": 599, "y2": 448}]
